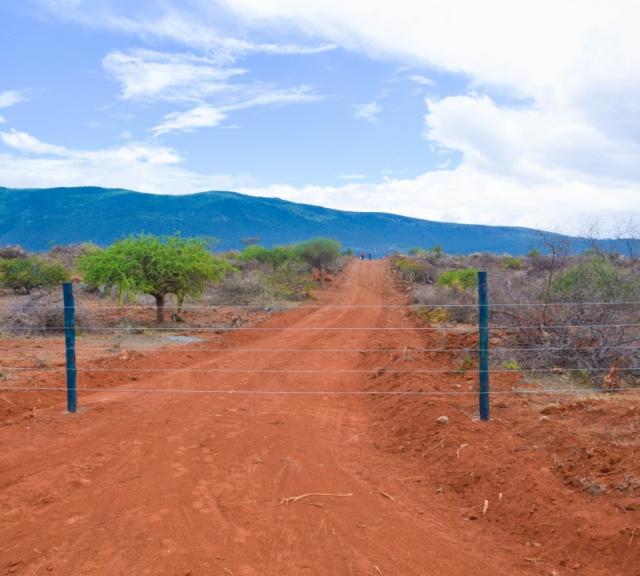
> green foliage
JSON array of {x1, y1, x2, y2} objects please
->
[
  {"x1": 527, "y1": 249, "x2": 541, "y2": 258},
  {"x1": 415, "y1": 306, "x2": 452, "y2": 324},
  {"x1": 0, "y1": 257, "x2": 68, "y2": 294},
  {"x1": 78, "y1": 234, "x2": 231, "y2": 322},
  {"x1": 298, "y1": 238, "x2": 341, "y2": 285},
  {"x1": 548, "y1": 259, "x2": 640, "y2": 302},
  {"x1": 502, "y1": 256, "x2": 524, "y2": 270},
  {"x1": 456, "y1": 354, "x2": 474, "y2": 373},
  {"x1": 264, "y1": 259, "x2": 314, "y2": 300},
  {"x1": 408, "y1": 245, "x2": 443, "y2": 259},
  {"x1": 503, "y1": 359, "x2": 521, "y2": 370},
  {"x1": 239, "y1": 244, "x2": 298, "y2": 269},
  {"x1": 395, "y1": 257, "x2": 432, "y2": 283},
  {"x1": 436, "y1": 268, "x2": 478, "y2": 291}
]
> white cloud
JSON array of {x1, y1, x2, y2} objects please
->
[
  {"x1": 241, "y1": 168, "x2": 640, "y2": 235},
  {"x1": 338, "y1": 173, "x2": 366, "y2": 180},
  {"x1": 354, "y1": 101, "x2": 381, "y2": 123},
  {"x1": 1, "y1": 128, "x2": 638, "y2": 233},
  {"x1": 152, "y1": 105, "x2": 228, "y2": 136},
  {"x1": 1, "y1": 129, "x2": 181, "y2": 165},
  {"x1": 39, "y1": 0, "x2": 337, "y2": 56},
  {"x1": 0, "y1": 128, "x2": 253, "y2": 192},
  {"x1": 425, "y1": 94, "x2": 640, "y2": 182},
  {"x1": 0, "y1": 90, "x2": 26, "y2": 109},
  {"x1": 0, "y1": 116, "x2": 5, "y2": 124},
  {"x1": 21, "y1": 0, "x2": 640, "y2": 233},
  {"x1": 211, "y1": 0, "x2": 640, "y2": 227},
  {"x1": 101, "y1": 47, "x2": 322, "y2": 134},
  {"x1": 103, "y1": 49, "x2": 246, "y2": 102},
  {"x1": 152, "y1": 85, "x2": 320, "y2": 135},
  {"x1": 408, "y1": 74, "x2": 434, "y2": 86}
]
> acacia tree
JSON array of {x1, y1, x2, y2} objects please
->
[
  {"x1": 298, "y1": 238, "x2": 341, "y2": 286},
  {"x1": 79, "y1": 235, "x2": 230, "y2": 323}
]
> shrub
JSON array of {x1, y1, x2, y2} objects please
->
[
  {"x1": 0, "y1": 245, "x2": 28, "y2": 260},
  {"x1": 502, "y1": 256, "x2": 524, "y2": 270},
  {"x1": 298, "y1": 238, "x2": 341, "y2": 286},
  {"x1": 548, "y1": 258, "x2": 640, "y2": 302},
  {"x1": 239, "y1": 245, "x2": 299, "y2": 269},
  {"x1": 1, "y1": 290, "x2": 93, "y2": 335},
  {"x1": 0, "y1": 258, "x2": 68, "y2": 294},
  {"x1": 436, "y1": 268, "x2": 478, "y2": 291},
  {"x1": 503, "y1": 359, "x2": 521, "y2": 371},
  {"x1": 394, "y1": 257, "x2": 434, "y2": 283},
  {"x1": 415, "y1": 306, "x2": 452, "y2": 324}
]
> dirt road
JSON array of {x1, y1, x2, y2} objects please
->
[{"x1": 1, "y1": 261, "x2": 637, "y2": 575}]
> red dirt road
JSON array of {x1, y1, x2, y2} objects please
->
[{"x1": 1, "y1": 261, "x2": 638, "y2": 575}]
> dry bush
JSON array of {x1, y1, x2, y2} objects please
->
[
  {"x1": 1, "y1": 290, "x2": 94, "y2": 335},
  {"x1": 492, "y1": 262, "x2": 640, "y2": 382},
  {"x1": 412, "y1": 284, "x2": 477, "y2": 323},
  {"x1": 205, "y1": 270, "x2": 279, "y2": 306},
  {"x1": 44, "y1": 243, "x2": 95, "y2": 269},
  {"x1": 0, "y1": 245, "x2": 28, "y2": 260},
  {"x1": 398, "y1": 251, "x2": 640, "y2": 385}
]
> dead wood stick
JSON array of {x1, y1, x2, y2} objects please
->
[{"x1": 279, "y1": 492, "x2": 353, "y2": 505}]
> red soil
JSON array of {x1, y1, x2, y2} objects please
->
[{"x1": 0, "y1": 260, "x2": 638, "y2": 575}]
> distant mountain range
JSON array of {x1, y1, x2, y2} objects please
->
[{"x1": 0, "y1": 186, "x2": 621, "y2": 255}]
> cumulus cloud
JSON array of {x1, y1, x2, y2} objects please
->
[
  {"x1": 1, "y1": 127, "x2": 638, "y2": 232},
  {"x1": 0, "y1": 128, "x2": 252, "y2": 192},
  {"x1": 211, "y1": 0, "x2": 640, "y2": 228},
  {"x1": 241, "y1": 168, "x2": 640, "y2": 234},
  {"x1": 354, "y1": 101, "x2": 381, "y2": 123},
  {"x1": 22, "y1": 0, "x2": 640, "y2": 232}
]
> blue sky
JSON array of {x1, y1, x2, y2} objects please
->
[{"x1": 1, "y1": 0, "x2": 639, "y2": 234}]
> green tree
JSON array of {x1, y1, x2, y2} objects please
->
[
  {"x1": 298, "y1": 238, "x2": 341, "y2": 286},
  {"x1": 79, "y1": 235, "x2": 230, "y2": 323},
  {"x1": 0, "y1": 258, "x2": 68, "y2": 294}
]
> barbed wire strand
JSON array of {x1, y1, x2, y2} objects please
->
[
  {"x1": 2, "y1": 323, "x2": 640, "y2": 332},
  {"x1": 0, "y1": 386, "x2": 638, "y2": 396},
  {"x1": 2, "y1": 366, "x2": 639, "y2": 374},
  {"x1": 14, "y1": 301, "x2": 640, "y2": 310},
  {"x1": 1, "y1": 345, "x2": 638, "y2": 353}
]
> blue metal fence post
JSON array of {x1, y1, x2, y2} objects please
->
[
  {"x1": 63, "y1": 282, "x2": 77, "y2": 413},
  {"x1": 478, "y1": 271, "x2": 490, "y2": 421}
]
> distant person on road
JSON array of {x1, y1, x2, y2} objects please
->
[
  {"x1": 360, "y1": 252, "x2": 365, "y2": 260},
  {"x1": 368, "y1": 252, "x2": 372, "y2": 260}
]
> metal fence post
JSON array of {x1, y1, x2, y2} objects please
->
[
  {"x1": 63, "y1": 282, "x2": 77, "y2": 413},
  {"x1": 478, "y1": 271, "x2": 490, "y2": 421}
]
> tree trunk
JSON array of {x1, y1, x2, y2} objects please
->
[
  {"x1": 155, "y1": 294, "x2": 165, "y2": 324},
  {"x1": 318, "y1": 264, "x2": 324, "y2": 286}
]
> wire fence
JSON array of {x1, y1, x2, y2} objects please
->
[{"x1": 1, "y1": 280, "x2": 639, "y2": 417}]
